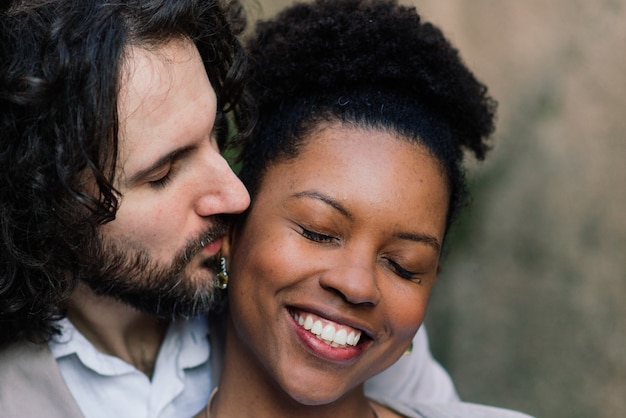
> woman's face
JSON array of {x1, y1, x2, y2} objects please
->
[{"x1": 228, "y1": 123, "x2": 449, "y2": 405}]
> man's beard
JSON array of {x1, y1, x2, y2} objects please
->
[{"x1": 76, "y1": 217, "x2": 230, "y2": 318}]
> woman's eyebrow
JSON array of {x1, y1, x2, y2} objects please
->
[
  {"x1": 396, "y1": 232, "x2": 441, "y2": 251},
  {"x1": 290, "y1": 190, "x2": 353, "y2": 220}
]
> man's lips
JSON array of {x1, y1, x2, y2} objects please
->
[{"x1": 201, "y1": 236, "x2": 223, "y2": 256}]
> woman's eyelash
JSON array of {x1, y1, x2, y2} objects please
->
[
  {"x1": 386, "y1": 258, "x2": 420, "y2": 282},
  {"x1": 298, "y1": 227, "x2": 422, "y2": 283},
  {"x1": 300, "y1": 227, "x2": 335, "y2": 243}
]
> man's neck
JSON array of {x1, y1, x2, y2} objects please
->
[{"x1": 66, "y1": 282, "x2": 168, "y2": 378}]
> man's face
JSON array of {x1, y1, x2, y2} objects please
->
[{"x1": 80, "y1": 38, "x2": 250, "y2": 317}]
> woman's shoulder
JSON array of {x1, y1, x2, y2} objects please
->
[{"x1": 373, "y1": 399, "x2": 535, "y2": 418}]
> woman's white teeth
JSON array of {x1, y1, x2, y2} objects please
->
[
  {"x1": 334, "y1": 329, "x2": 347, "y2": 345},
  {"x1": 303, "y1": 316, "x2": 313, "y2": 330},
  {"x1": 347, "y1": 331, "x2": 359, "y2": 345},
  {"x1": 311, "y1": 320, "x2": 323, "y2": 335},
  {"x1": 293, "y1": 312, "x2": 362, "y2": 347}
]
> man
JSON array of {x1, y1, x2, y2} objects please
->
[{"x1": 0, "y1": 1, "x2": 457, "y2": 416}]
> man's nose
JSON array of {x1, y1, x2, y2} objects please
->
[{"x1": 195, "y1": 152, "x2": 250, "y2": 217}]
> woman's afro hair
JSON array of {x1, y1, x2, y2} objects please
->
[{"x1": 245, "y1": 0, "x2": 496, "y2": 160}]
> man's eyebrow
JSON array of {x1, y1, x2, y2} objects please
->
[
  {"x1": 396, "y1": 232, "x2": 441, "y2": 251},
  {"x1": 291, "y1": 190, "x2": 353, "y2": 220},
  {"x1": 127, "y1": 146, "x2": 194, "y2": 185}
]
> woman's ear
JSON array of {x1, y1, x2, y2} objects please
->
[{"x1": 223, "y1": 219, "x2": 242, "y2": 259}]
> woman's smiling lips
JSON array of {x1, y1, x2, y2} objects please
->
[{"x1": 289, "y1": 308, "x2": 371, "y2": 361}]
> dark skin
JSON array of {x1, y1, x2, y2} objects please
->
[{"x1": 198, "y1": 123, "x2": 449, "y2": 418}]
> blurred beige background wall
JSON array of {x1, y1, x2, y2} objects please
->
[{"x1": 247, "y1": 1, "x2": 626, "y2": 417}]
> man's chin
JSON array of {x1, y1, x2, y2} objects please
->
[
  {"x1": 80, "y1": 270, "x2": 220, "y2": 318},
  {"x1": 77, "y1": 236, "x2": 225, "y2": 317}
]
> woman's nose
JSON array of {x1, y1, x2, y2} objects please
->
[{"x1": 318, "y1": 260, "x2": 381, "y2": 306}]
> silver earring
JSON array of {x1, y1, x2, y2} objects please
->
[{"x1": 215, "y1": 257, "x2": 229, "y2": 290}]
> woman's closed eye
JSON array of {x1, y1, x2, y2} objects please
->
[
  {"x1": 385, "y1": 258, "x2": 421, "y2": 283},
  {"x1": 299, "y1": 226, "x2": 337, "y2": 244}
]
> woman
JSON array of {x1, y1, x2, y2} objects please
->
[{"x1": 200, "y1": 0, "x2": 533, "y2": 416}]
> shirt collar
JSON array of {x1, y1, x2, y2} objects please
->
[{"x1": 49, "y1": 316, "x2": 210, "y2": 376}]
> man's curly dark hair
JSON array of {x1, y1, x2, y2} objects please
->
[
  {"x1": 0, "y1": 0, "x2": 250, "y2": 346},
  {"x1": 240, "y1": 0, "x2": 497, "y2": 235}
]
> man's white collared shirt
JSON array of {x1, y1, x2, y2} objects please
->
[{"x1": 49, "y1": 317, "x2": 212, "y2": 418}]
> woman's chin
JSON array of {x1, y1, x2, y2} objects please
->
[{"x1": 279, "y1": 379, "x2": 353, "y2": 406}]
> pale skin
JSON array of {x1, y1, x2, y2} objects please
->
[
  {"x1": 205, "y1": 123, "x2": 450, "y2": 417},
  {"x1": 67, "y1": 38, "x2": 250, "y2": 376}
]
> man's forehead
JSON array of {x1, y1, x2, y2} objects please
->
[{"x1": 118, "y1": 39, "x2": 200, "y2": 119}]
